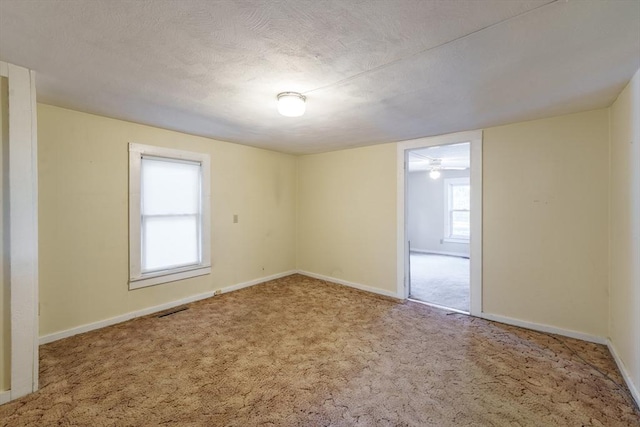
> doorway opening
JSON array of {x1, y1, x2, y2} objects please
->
[
  {"x1": 397, "y1": 130, "x2": 482, "y2": 316},
  {"x1": 407, "y1": 143, "x2": 471, "y2": 312}
]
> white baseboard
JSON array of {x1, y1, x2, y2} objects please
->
[
  {"x1": 39, "y1": 290, "x2": 215, "y2": 345},
  {"x1": 297, "y1": 270, "x2": 400, "y2": 299},
  {"x1": 0, "y1": 390, "x2": 11, "y2": 405},
  {"x1": 39, "y1": 270, "x2": 297, "y2": 345},
  {"x1": 220, "y1": 270, "x2": 296, "y2": 294},
  {"x1": 607, "y1": 339, "x2": 640, "y2": 407},
  {"x1": 479, "y1": 312, "x2": 607, "y2": 345},
  {"x1": 410, "y1": 248, "x2": 469, "y2": 258}
]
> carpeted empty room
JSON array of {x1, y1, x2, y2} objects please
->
[
  {"x1": 1, "y1": 275, "x2": 639, "y2": 426},
  {"x1": 2, "y1": 1, "x2": 640, "y2": 426}
]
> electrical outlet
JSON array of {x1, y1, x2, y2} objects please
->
[
  {"x1": 233, "y1": 214, "x2": 238, "y2": 223},
  {"x1": 214, "y1": 290, "x2": 222, "y2": 296}
]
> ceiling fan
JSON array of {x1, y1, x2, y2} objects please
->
[{"x1": 410, "y1": 152, "x2": 468, "y2": 179}]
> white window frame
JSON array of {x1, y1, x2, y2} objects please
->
[
  {"x1": 129, "y1": 143, "x2": 211, "y2": 290},
  {"x1": 443, "y1": 177, "x2": 470, "y2": 243}
]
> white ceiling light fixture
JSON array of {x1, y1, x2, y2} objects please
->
[
  {"x1": 277, "y1": 92, "x2": 306, "y2": 117},
  {"x1": 429, "y1": 158, "x2": 442, "y2": 179}
]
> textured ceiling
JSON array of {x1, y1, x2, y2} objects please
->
[{"x1": 0, "y1": 0, "x2": 638, "y2": 154}]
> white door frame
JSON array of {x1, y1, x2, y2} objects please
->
[
  {"x1": 396, "y1": 130, "x2": 482, "y2": 316},
  {"x1": 0, "y1": 61, "x2": 39, "y2": 404}
]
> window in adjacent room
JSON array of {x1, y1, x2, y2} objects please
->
[
  {"x1": 443, "y1": 177, "x2": 470, "y2": 242},
  {"x1": 129, "y1": 143, "x2": 211, "y2": 290}
]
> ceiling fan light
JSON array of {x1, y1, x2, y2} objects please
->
[
  {"x1": 429, "y1": 169, "x2": 441, "y2": 180},
  {"x1": 277, "y1": 92, "x2": 306, "y2": 117}
]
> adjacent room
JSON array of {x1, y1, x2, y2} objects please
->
[
  {"x1": 407, "y1": 143, "x2": 472, "y2": 312},
  {"x1": 1, "y1": 1, "x2": 639, "y2": 425}
]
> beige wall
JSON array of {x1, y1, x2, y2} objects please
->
[
  {"x1": 38, "y1": 104, "x2": 297, "y2": 337},
  {"x1": 609, "y1": 68, "x2": 640, "y2": 396},
  {"x1": 407, "y1": 169, "x2": 470, "y2": 256},
  {"x1": 483, "y1": 109, "x2": 610, "y2": 337},
  {"x1": 296, "y1": 109, "x2": 610, "y2": 338},
  {"x1": 0, "y1": 76, "x2": 9, "y2": 392},
  {"x1": 296, "y1": 144, "x2": 397, "y2": 293}
]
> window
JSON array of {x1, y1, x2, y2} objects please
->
[
  {"x1": 129, "y1": 143, "x2": 211, "y2": 289},
  {"x1": 444, "y1": 177, "x2": 470, "y2": 242}
]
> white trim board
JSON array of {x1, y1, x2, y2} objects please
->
[
  {"x1": 221, "y1": 271, "x2": 295, "y2": 294},
  {"x1": 0, "y1": 390, "x2": 10, "y2": 405},
  {"x1": 6, "y1": 62, "x2": 39, "y2": 400},
  {"x1": 39, "y1": 270, "x2": 296, "y2": 345},
  {"x1": 297, "y1": 270, "x2": 400, "y2": 299},
  {"x1": 410, "y1": 248, "x2": 469, "y2": 258},
  {"x1": 29, "y1": 67, "x2": 39, "y2": 392},
  {"x1": 607, "y1": 340, "x2": 640, "y2": 408},
  {"x1": 479, "y1": 312, "x2": 607, "y2": 345}
]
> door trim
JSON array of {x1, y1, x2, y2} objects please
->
[
  {"x1": 1, "y1": 62, "x2": 39, "y2": 400},
  {"x1": 396, "y1": 130, "x2": 483, "y2": 316}
]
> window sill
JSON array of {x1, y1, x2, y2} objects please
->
[
  {"x1": 129, "y1": 265, "x2": 211, "y2": 290},
  {"x1": 443, "y1": 238, "x2": 470, "y2": 244}
]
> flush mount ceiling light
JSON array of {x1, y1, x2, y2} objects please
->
[
  {"x1": 429, "y1": 169, "x2": 441, "y2": 180},
  {"x1": 277, "y1": 92, "x2": 306, "y2": 117}
]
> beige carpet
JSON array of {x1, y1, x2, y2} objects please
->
[
  {"x1": 1, "y1": 274, "x2": 638, "y2": 426},
  {"x1": 409, "y1": 253, "x2": 470, "y2": 312}
]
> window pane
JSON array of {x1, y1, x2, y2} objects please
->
[
  {"x1": 451, "y1": 210, "x2": 470, "y2": 237},
  {"x1": 142, "y1": 158, "x2": 201, "y2": 215},
  {"x1": 452, "y1": 184, "x2": 470, "y2": 210},
  {"x1": 142, "y1": 215, "x2": 199, "y2": 272}
]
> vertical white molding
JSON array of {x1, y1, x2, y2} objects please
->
[
  {"x1": 29, "y1": 70, "x2": 39, "y2": 391},
  {"x1": 7, "y1": 63, "x2": 38, "y2": 399},
  {"x1": 469, "y1": 136, "x2": 483, "y2": 316},
  {"x1": 128, "y1": 145, "x2": 142, "y2": 280},
  {"x1": 396, "y1": 144, "x2": 408, "y2": 298}
]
